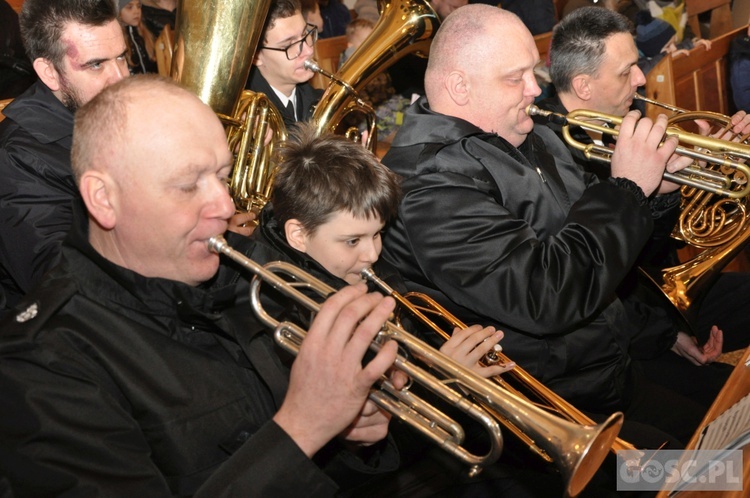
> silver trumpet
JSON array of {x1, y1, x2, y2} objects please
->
[
  {"x1": 208, "y1": 235, "x2": 502, "y2": 477},
  {"x1": 209, "y1": 236, "x2": 624, "y2": 495}
]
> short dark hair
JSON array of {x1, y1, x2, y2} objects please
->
[
  {"x1": 299, "y1": 0, "x2": 317, "y2": 18},
  {"x1": 262, "y1": 0, "x2": 302, "y2": 44},
  {"x1": 549, "y1": 6, "x2": 633, "y2": 93},
  {"x1": 20, "y1": 0, "x2": 118, "y2": 71},
  {"x1": 271, "y1": 123, "x2": 402, "y2": 234}
]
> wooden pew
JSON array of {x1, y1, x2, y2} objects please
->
[
  {"x1": 686, "y1": 0, "x2": 733, "y2": 40},
  {"x1": 0, "y1": 99, "x2": 12, "y2": 123},
  {"x1": 534, "y1": 30, "x2": 553, "y2": 66},
  {"x1": 643, "y1": 25, "x2": 747, "y2": 121},
  {"x1": 154, "y1": 25, "x2": 174, "y2": 78},
  {"x1": 8, "y1": 0, "x2": 23, "y2": 14}
]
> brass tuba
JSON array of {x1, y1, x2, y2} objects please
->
[
  {"x1": 307, "y1": 0, "x2": 439, "y2": 153},
  {"x1": 209, "y1": 236, "x2": 624, "y2": 495},
  {"x1": 171, "y1": 0, "x2": 286, "y2": 220}
]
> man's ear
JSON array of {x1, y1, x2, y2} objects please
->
[
  {"x1": 570, "y1": 74, "x2": 591, "y2": 101},
  {"x1": 33, "y1": 58, "x2": 62, "y2": 92},
  {"x1": 79, "y1": 170, "x2": 117, "y2": 230},
  {"x1": 284, "y1": 219, "x2": 308, "y2": 252},
  {"x1": 253, "y1": 47, "x2": 264, "y2": 67},
  {"x1": 445, "y1": 70, "x2": 469, "y2": 106}
]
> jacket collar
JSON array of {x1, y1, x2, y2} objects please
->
[
  {"x1": 535, "y1": 94, "x2": 594, "y2": 146},
  {"x1": 255, "y1": 205, "x2": 403, "y2": 292},
  {"x1": 392, "y1": 96, "x2": 546, "y2": 164},
  {"x1": 256, "y1": 205, "x2": 347, "y2": 289},
  {"x1": 62, "y1": 206, "x2": 243, "y2": 323},
  {"x1": 3, "y1": 80, "x2": 74, "y2": 148},
  {"x1": 390, "y1": 96, "x2": 485, "y2": 149}
]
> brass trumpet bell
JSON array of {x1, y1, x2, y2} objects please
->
[{"x1": 360, "y1": 268, "x2": 626, "y2": 498}]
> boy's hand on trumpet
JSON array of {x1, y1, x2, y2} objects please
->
[{"x1": 440, "y1": 325, "x2": 515, "y2": 378}]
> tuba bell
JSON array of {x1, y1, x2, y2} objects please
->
[
  {"x1": 171, "y1": 0, "x2": 287, "y2": 221},
  {"x1": 307, "y1": 0, "x2": 439, "y2": 153}
]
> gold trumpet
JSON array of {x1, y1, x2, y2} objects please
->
[
  {"x1": 526, "y1": 104, "x2": 750, "y2": 199},
  {"x1": 361, "y1": 269, "x2": 631, "y2": 498},
  {"x1": 209, "y1": 236, "x2": 623, "y2": 496},
  {"x1": 630, "y1": 95, "x2": 750, "y2": 328}
]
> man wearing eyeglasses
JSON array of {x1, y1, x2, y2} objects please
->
[{"x1": 247, "y1": 0, "x2": 323, "y2": 128}]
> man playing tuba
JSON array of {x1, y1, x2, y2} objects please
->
[{"x1": 247, "y1": 0, "x2": 323, "y2": 127}]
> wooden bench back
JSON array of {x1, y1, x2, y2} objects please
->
[
  {"x1": 686, "y1": 0, "x2": 733, "y2": 39},
  {"x1": 535, "y1": 31, "x2": 553, "y2": 66},
  {"x1": 643, "y1": 25, "x2": 746, "y2": 121},
  {"x1": 310, "y1": 35, "x2": 348, "y2": 90},
  {"x1": 155, "y1": 24, "x2": 174, "y2": 78},
  {"x1": 0, "y1": 98, "x2": 13, "y2": 123},
  {"x1": 8, "y1": 0, "x2": 23, "y2": 14}
]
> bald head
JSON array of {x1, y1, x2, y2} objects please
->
[
  {"x1": 424, "y1": 5, "x2": 540, "y2": 145},
  {"x1": 426, "y1": 6, "x2": 528, "y2": 106},
  {"x1": 72, "y1": 74, "x2": 235, "y2": 286},
  {"x1": 71, "y1": 75, "x2": 203, "y2": 183}
]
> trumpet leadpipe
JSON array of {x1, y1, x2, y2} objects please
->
[{"x1": 526, "y1": 105, "x2": 750, "y2": 199}]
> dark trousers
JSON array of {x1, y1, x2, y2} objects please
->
[{"x1": 695, "y1": 272, "x2": 750, "y2": 353}]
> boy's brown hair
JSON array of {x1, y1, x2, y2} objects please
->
[{"x1": 271, "y1": 122, "x2": 402, "y2": 234}]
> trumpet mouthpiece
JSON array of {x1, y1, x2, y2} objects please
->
[
  {"x1": 207, "y1": 235, "x2": 227, "y2": 254},
  {"x1": 526, "y1": 104, "x2": 544, "y2": 117},
  {"x1": 303, "y1": 59, "x2": 320, "y2": 72},
  {"x1": 526, "y1": 105, "x2": 568, "y2": 126}
]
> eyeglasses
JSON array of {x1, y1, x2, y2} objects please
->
[{"x1": 260, "y1": 23, "x2": 318, "y2": 60}]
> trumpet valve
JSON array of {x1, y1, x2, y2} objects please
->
[{"x1": 484, "y1": 344, "x2": 503, "y2": 364}]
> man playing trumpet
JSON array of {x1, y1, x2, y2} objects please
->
[
  {"x1": 380, "y1": 4, "x2": 708, "y2": 451},
  {"x1": 0, "y1": 75, "x2": 402, "y2": 496},
  {"x1": 537, "y1": 6, "x2": 748, "y2": 408}
]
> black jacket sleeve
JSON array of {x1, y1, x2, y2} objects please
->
[{"x1": 389, "y1": 135, "x2": 653, "y2": 334}]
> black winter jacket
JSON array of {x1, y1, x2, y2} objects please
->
[
  {"x1": 381, "y1": 97, "x2": 659, "y2": 413},
  {"x1": 534, "y1": 95, "x2": 682, "y2": 353},
  {"x1": 0, "y1": 81, "x2": 82, "y2": 318},
  {"x1": 0, "y1": 219, "x2": 398, "y2": 497}
]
